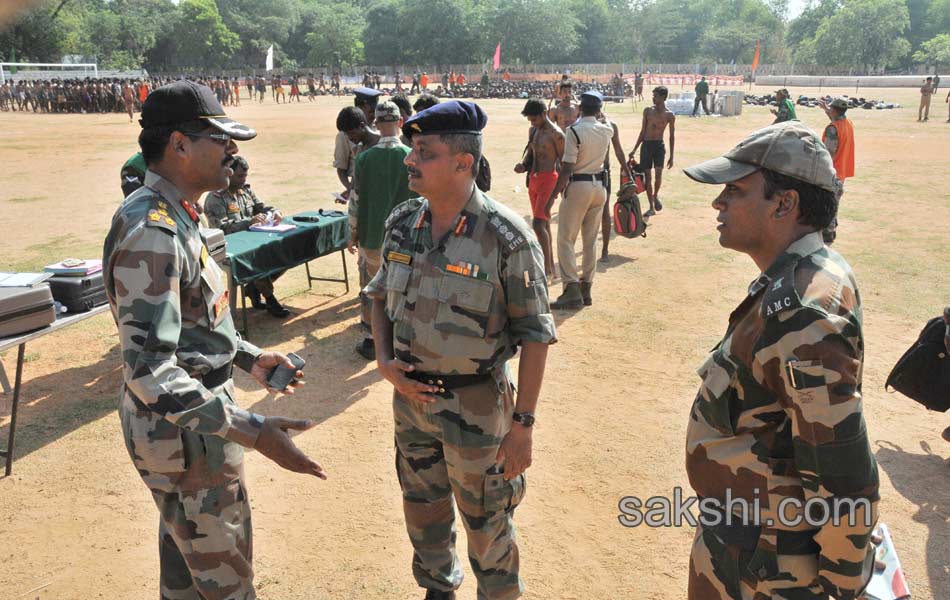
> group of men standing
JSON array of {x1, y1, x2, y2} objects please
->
[
  {"x1": 101, "y1": 70, "x2": 880, "y2": 600},
  {"x1": 515, "y1": 81, "x2": 675, "y2": 309}
]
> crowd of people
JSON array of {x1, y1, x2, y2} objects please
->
[
  {"x1": 1, "y1": 69, "x2": 657, "y2": 118},
  {"x1": 98, "y1": 69, "x2": 885, "y2": 600}
]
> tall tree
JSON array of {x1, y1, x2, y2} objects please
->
[
  {"x1": 174, "y1": 0, "x2": 241, "y2": 69},
  {"x1": 483, "y1": 0, "x2": 579, "y2": 65},
  {"x1": 811, "y1": 0, "x2": 910, "y2": 71},
  {"x1": 912, "y1": 33, "x2": 950, "y2": 66},
  {"x1": 301, "y1": 1, "x2": 365, "y2": 67}
]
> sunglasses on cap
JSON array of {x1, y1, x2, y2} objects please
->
[{"x1": 183, "y1": 130, "x2": 231, "y2": 145}]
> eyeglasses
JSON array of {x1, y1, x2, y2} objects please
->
[{"x1": 184, "y1": 131, "x2": 231, "y2": 145}]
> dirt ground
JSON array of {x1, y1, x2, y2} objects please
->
[{"x1": 1, "y1": 85, "x2": 949, "y2": 599}]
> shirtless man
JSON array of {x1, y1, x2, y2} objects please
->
[
  {"x1": 273, "y1": 75, "x2": 285, "y2": 103},
  {"x1": 307, "y1": 73, "x2": 316, "y2": 101},
  {"x1": 289, "y1": 74, "x2": 301, "y2": 102},
  {"x1": 515, "y1": 98, "x2": 564, "y2": 277},
  {"x1": 548, "y1": 83, "x2": 579, "y2": 131},
  {"x1": 631, "y1": 86, "x2": 675, "y2": 216},
  {"x1": 121, "y1": 80, "x2": 135, "y2": 122}
]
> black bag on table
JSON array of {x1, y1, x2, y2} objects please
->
[
  {"x1": 885, "y1": 308, "x2": 950, "y2": 412},
  {"x1": 48, "y1": 272, "x2": 107, "y2": 313}
]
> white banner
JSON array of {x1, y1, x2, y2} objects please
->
[{"x1": 265, "y1": 45, "x2": 274, "y2": 72}]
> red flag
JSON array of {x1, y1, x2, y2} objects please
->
[
  {"x1": 493, "y1": 43, "x2": 501, "y2": 70},
  {"x1": 751, "y1": 39, "x2": 761, "y2": 72}
]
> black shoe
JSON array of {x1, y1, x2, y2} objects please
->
[
  {"x1": 551, "y1": 282, "x2": 584, "y2": 309},
  {"x1": 356, "y1": 338, "x2": 376, "y2": 360},
  {"x1": 424, "y1": 591, "x2": 456, "y2": 600},
  {"x1": 580, "y1": 282, "x2": 592, "y2": 306},
  {"x1": 245, "y1": 283, "x2": 265, "y2": 310},
  {"x1": 264, "y1": 295, "x2": 290, "y2": 318}
]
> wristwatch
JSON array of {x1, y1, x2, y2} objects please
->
[{"x1": 512, "y1": 412, "x2": 535, "y2": 427}]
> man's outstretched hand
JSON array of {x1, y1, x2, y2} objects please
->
[{"x1": 254, "y1": 416, "x2": 327, "y2": 479}]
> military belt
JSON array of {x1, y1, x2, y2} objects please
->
[
  {"x1": 406, "y1": 371, "x2": 492, "y2": 395},
  {"x1": 199, "y1": 364, "x2": 233, "y2": 389},
  {"x1": 570, "y1": 171, "x2": 607, "y2": 183},
  {"x1": 701, "y1": 502, "x2": 821, "y2": 555}
]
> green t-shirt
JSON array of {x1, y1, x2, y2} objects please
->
[
  {"x1": 353, "y1": 142, "x2": 415, "y2": 250},
  {"x1": 695, "y1": 80, "x2": 709, "y2": 95}
]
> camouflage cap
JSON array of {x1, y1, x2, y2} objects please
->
[
  {"x1": 375, "y1": 100, "x2": 402, "y2": 122},
  {"x1": 829, "y1": 97, "x2": 850, "y2": 110},
  {"x1": 683, "y1": 121, "x2": 838, "y2": 192}
]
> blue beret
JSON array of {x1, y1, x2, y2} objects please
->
[
  {"x1": 353, "y1": 87, "x2": 383, "y2": 103},
  {"x1": 402, "y1": 100, "x2": 487, "y2": 138},
  {"x1": 581, "y1": 90, "x2": 604, "y2": 105}
]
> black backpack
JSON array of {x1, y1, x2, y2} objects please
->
[{"x1": 886, "y1": 308, "x2": 950, "y2": 412}]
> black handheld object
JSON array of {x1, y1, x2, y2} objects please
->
[
  {"x1": 293, "y1": 215, "x2": 321, "y2": 223},
  {"x1": 267, "y1": 352, "x2": 306, "y2": 391}
]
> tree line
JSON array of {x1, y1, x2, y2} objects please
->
[{"x1": 1, "y1": 0, "x2": 948, "y2": 74}]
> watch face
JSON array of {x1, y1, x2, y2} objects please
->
[{"x1": 515, "y1": 412, "x2": 535, "y2": 427}]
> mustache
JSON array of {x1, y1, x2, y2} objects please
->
[{"x1": 223, "y1": 155, "x2": 235, "y2": 167}]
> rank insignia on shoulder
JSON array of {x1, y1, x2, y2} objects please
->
[
  {"x1": 146, "y1": 209, "x2": 177, "y2": 233},
  {"x1": 387, "y1": 250, "x2": 412, "y2": 265},
  {"x1": 761, "y1": 269, "x2": 800, "y2": 318}
]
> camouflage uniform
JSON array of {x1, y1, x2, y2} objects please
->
[
  {"x1": 104, "y1": 170, "x2": 265, "y2": 600},
  {"x1": 681, "y1": 121, "x2": 879, "y2": 600},
  {"x1": 365, "y1": 189, "x2": 557, "y2": 599},
  {"x1": 204, "y1": 185, "x2": 280, "y2": 297},
  {"x1": 686, "y1": 231, "x2": 879, "y2": 599}
]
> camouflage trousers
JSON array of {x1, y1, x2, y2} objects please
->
[
  {"x1": 358, "y1": 247, "x2": 382, "y2": 330},
  {"x1": 120, "y1": 388, "x2": 255, "y2": 600},
  {"x1": 688, "y1": 524, "x2": 827, "y2": 600},
  {"x1": 394, "y1": 378, "x2": 526, "y2": 600}
]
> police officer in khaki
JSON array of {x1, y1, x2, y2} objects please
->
[
  {"x1": 547, "y1": 89, "x2": 614, "y2": 309},
  {"x1": 103, "y1": 80, "x2": 326, "y2": 600},
  {"x1": 682, "y1": 121, "x2": 879, "y2": 599},
  {"x1": 365, "y1": 101, "x2": 557, "y2": 600}
]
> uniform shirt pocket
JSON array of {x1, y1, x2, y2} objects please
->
[
  {"x1": 694, "y1": 349, "x2": 741, "y2": 435},
  {"x1": 435, "y1": 273, "x2": 494, "y2": 338},
  {"x1": 384, "y1": 263, "x2": 412, "y2": 321}
]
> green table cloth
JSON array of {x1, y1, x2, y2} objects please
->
[{"x1": 225, "y1": 210, "x2": 349, "y2": 284}]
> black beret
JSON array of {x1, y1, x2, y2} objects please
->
[{"x1": 402, "y1": 100, "x2": 487, "y2": 139}]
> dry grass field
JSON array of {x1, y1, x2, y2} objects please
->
[{"x1": 0, "y1": 84, "x2": 948, "y2": 599}]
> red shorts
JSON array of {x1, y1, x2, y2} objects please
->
[{"x1": 528, "y1": 171, "x2": 559, "y2": 220}]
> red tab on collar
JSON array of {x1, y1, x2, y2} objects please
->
[{"x1": 180, "y1": 199, "x2": 199, "y2": 222}]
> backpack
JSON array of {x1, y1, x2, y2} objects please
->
[
  {"x1": 476, "y1": 155, "x2": 492, "y2": 192},
  {"x1": 613, "y1": 182, "x2": 647, "y2": 238},
  {"x1": 619, "y1": 157, "x2": 647, "y2": 194}
]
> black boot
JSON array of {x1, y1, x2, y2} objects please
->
[
  {"x1": 423, "y1": 590, "x2": 456, "y2": 600},
  {"x1": 355, "y1": 338, "x2": 376, "y2": 360},
  {"x1": 580, "y1": 281, "x2": 592, "y2": 306},
  {"x1": 264, "y1": 295, "x2": 290, "y2": 318},
  {"x1": 245, "y1": 283, "x2": 265, "y2": 310},
  {"x1": 551, "y1": 282, "x2": 584, "y2": 309}
]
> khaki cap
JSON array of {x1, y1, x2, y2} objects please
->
[{"x1": 683, "y1": 121, "x2": 838, "y2": 192}]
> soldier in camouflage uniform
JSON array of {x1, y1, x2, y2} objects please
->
[
  {"x1": 204, "y1": 155, "x2": 290, "y2": 318},
  {"x1": 365, "y1": 101, "x2": 557, "y2": 600},
  {"x1": 103, "y1": 81, "x2": 326, "y2": 600},
  {"x1": 682, "y1": 121, "x2": 879, "y2": 600}
]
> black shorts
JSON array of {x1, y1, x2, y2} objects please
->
[{"x1": 640, "y1": 140, "x2": 666, "y2": 169}]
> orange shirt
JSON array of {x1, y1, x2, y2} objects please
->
[
  {"x1": 457, "y1": 74, "x2": 466, "y2": 85},
  {"x1": 420, "y1": 74, "x2": 428, "y2": 88},
  {"x1": 824, "y1": 117, "x2": 855, "y2": 180},
  {"x1": 503, "y1": 72, "x2": 510, "y2": 81},
  {"x1": 449, "y1": 73, "x2": 456, "y2": 85}
]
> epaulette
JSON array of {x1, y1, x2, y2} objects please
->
[
  {"x1": 385, "y1": 197, "x2": 425, "y2": 229},
  {"x1": 761, "y1": 263, "x2": 801, "y2": 319},
  {"x1": 143, "y1": 198, "x2": 179, "y2": 235},
  {"x1": 484, "y1": 198, "x2": 529, "y2": 253}
]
